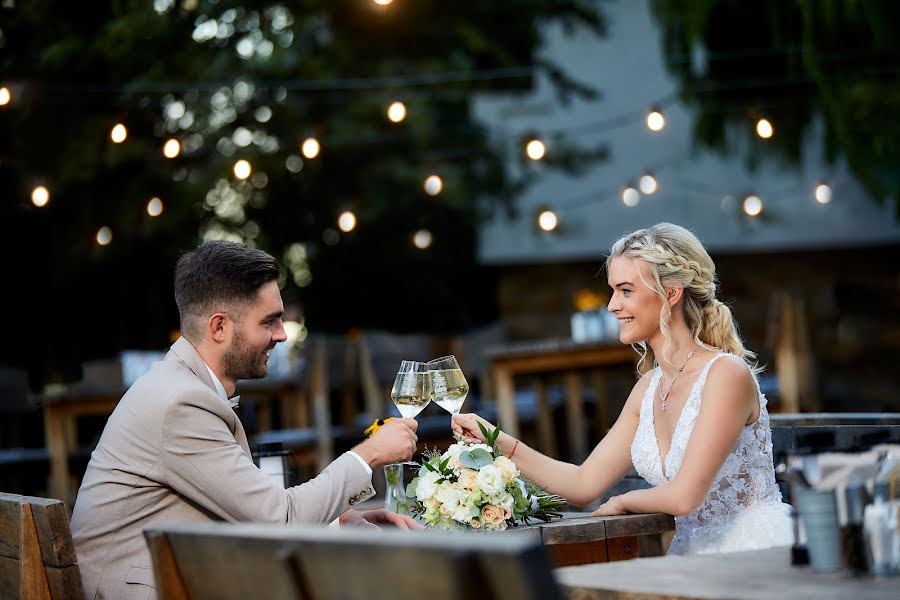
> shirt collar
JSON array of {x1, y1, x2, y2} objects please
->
[{"x1": 204, "y1": 363, "x2": 240, "y2": 408}]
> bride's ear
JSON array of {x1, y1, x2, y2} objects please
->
[{"x1": 665, "y1": 286, "x2": 684, "y2": 307}]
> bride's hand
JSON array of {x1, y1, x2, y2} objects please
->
[
  {"x1": 591, "y1": 494, "x2": 629, "y2": 517},
  {"x1": 451, "y1": 413, "x2": 495, "y2": 444}
]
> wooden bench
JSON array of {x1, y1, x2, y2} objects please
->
[
  {"x1": 145, "y1": 522, "x2": 562, "y2": 600},
  {"x1": 0, "y1": 493, "x2": 83, "y2": 599}
]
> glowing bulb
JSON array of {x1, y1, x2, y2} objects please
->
[
  {"x1": 646, "y1": 110, "x2": 665, "y2": 132},
  {"x1": 373, "y1": 0, "x2": 393, "y2": 5},
  {"x1": 639, "y1": 174, "x2": 658, "y2": 195},
  {"x1": 0, "y1": 87, "x2": 9, "y2": 106},
  {"x1": 424, "y1": 175, "x2": 443, "y2": 196},
  {"x1": 537, "y1": 210, "x2": 558, "y2": 232},
  {"x1": 815, "y1": 183, "x2": 832, "y2": 204},
  {"x1": 743, "y1": 195, "x2": 763, "y2": 216},
  {"x1": 525, "y1": 139, "x2": 546, "y2": 161},
  {"x1": 387, "y1": 101, "x2": 406, "y2": 123},
  {"x1": 622, "y1": 187, "x2": 640, "y2": 207},
  {"x1": 147, "y1": 197, "x2": 163, "y2": 217},
  {"x1": 413, "y1": 229, "x2": 432, "y2": 249},
  {"x1": 233, "y1": 159, "x2": 252, "y2": 180},
  {"x1": 31, "y1": 186, "x2": 49, "y2": 207},
  {"x1": 301, "y1": 137, "x2": 320, "y2": 159},
  {"x1": 756, "y1": 118, "x2": 773, "y2": 139},
  {"x1": 338, "y1": 210, "x2": 356, "y2": 232},
  {"x1": 163, "y1": 138, "x2": 181, "y2": 158},
  {"x1": 96, "y1": 226, "x2": 112, "y2": 246},
  {"x1": 110, "y1": 123, "x2": 127, "y2": 143}
]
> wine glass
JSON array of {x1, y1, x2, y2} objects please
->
[
  {"x1": 390, "y1": 360, "x2": 430, "y2": 466},
  {"x1": 426, "y1": 355, "x2": 469, "y2": 437}
]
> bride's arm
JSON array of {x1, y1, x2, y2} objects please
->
[
  {"x1": 453, "y1": 372, "x2": 652, "y2": 506},
  {"x1": 597, "y1": 355, "x2": 757, "y2": 516}
]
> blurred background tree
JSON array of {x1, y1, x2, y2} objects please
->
[
  {"x1": 651, "y1": 0, "x2": 900, "y2": 207},
  {"x1": 0, "y1": 0, "x2": 607, "y2": 385}
]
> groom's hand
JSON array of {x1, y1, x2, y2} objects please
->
[
  {"x1": 339, "y1": 509, "x2": 424, "y2": 530},
  {"x1": 353, "y1": 418, "x2": 418, "y2": 468}
]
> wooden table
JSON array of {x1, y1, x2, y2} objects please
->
[
  {"x1": 486, "y1": 339, "x2": 636, "y2": 460},
  {"x1": 557, "y1": 546, "x2": 899, "y2": 599},
  {"x1": 37, "y1": 377, "x2": 308, "y2": 506},
  {"x1": 505, "y1": 512, "x2": 674, "y2": 567}
]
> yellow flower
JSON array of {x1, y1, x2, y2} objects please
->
[{"x1": 364, "y1": 417, "x2": 394, "y2": 438}]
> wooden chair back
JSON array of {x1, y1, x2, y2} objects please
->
[
  {"x1": 145, "y1": 522, "x2": 561, "y2": 600},
  {"x1": 0, "y1": 493, "x2": 83, "y2": 599}
]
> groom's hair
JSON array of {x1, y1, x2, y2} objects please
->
[{"x1": 174, "y1": 240, "x2": 280, "y2": 342}]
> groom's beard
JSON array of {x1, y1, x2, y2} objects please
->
[{"x1": 222, "y1": 330, "x2": 269, "y2": 381}]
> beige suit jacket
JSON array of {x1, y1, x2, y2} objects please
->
[{"x1": 70, "y1": 337, "x2": 375, "y2": 600}]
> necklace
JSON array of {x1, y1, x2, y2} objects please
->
[{"x1": 658, "y1": 349, "x2": 695, "y2": 412}]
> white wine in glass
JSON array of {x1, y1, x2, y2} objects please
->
[
  {"x1": 427, "y1": 355, "x2": 469, "y2": 415},
  {"x1": 390, "y1": 360, "x2": 431, "y2": 419}
]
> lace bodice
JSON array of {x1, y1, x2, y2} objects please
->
[{"x1": 631, "y1": 353, "x2": 789, "y2": 554}]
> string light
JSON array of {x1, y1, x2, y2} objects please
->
[
  {"x1": 537, "y1": 209, "x2": 558, "y2": 232},
  {"x1": 525, "y1": 139, "x2": 546, "y2": 160},
  {"x1": 163, "y1": 138, "x2": 181, "y2": 158},
  {"x1": 413, "y1": 229, "x2": 432, "y2": 249},
  {"x1": 96, "y1": 226, "x2": 113, "y2": 246},
  {"x1": 110, "y1": 123, "x2": 127, "y2": 144},
  {"x1": 646, "y1": 108, "x2": 665, "y2": 132},
  {"x1": 756, "y1": 118, "x2": 773, "y2": 139},
  {"x1": 31, "y1": 186, "x2": 50, "y2": 207},
  {"x1": 743, "y1": 195, "x2": 763, "y2": 216},
  {"x1": 147, "y1": 197, "x2": 164, "y2": 217},
  {"x1": 301, "y1": 137, "x2": 320, "y2": 159},
  {"x1": 233, "y1": 159, "x2": 252, "y2": 179},
  {"x1": 387, "y1": 101, "x2": 406, "y2": 123},
  {"x1": 815, "y1": 183, "x2": 832, "y2": 204},
  {"x1": 373, "y1": 0, "x2": 394, "y2": 5},
  {"x1": 424, "y1": 174, "x2": 443, "y2": 196},
  {"x1": 338, "y1": 210, "x2": 356, "y2": 232},
  {"x1": 639, "y1": 174, "x2": 658, "y2": 194},
  {"x1": 0, "y1": 87, "x2": 11, "y2": 106},
  {"x1": 622, "y1": 186, "x2": 640, "y2": 207}
]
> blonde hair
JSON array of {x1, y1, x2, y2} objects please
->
[{"x1": 605, "y1": 223, "x2": 758, "y2": 375}]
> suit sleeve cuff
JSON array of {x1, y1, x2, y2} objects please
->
[{"x1": 346, "y1": 450, "x2": 373, "y2": 477}]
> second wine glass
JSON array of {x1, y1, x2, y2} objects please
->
[{"x1": 426, "y1": 355, "x2": 469, "y2": 416}]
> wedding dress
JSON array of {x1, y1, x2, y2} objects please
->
[{"x1": 631, "y1": 353, "x2": 793, "y2": 554}]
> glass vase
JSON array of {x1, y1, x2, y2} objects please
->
[{"x1": 383, "y1": 463, "x2": 411, "y2": 515}]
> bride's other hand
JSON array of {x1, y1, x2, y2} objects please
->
[
  {"x1": 451, "y1": 413, "x2": 495, "y2": 444},
  {"x1": 591, "y1": 494, "x2": 630, "y2": 517}
]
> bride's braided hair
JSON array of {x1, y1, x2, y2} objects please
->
[{"x1": 605, "y1": 223, "x2": 758, "y2": 375}]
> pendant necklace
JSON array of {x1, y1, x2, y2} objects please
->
[{"x1": 658, "y1": 349, "x2": 695, "y2": 412}]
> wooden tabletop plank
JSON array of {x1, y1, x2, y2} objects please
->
[{"x1": 557, "y1": 546, "x2": 899, "y2": 600}]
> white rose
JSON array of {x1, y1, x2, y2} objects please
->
[
  {"x1": 415, "y1": 470, "x2": 441, "y2": 502},
  {"x1": 434, "y1": 481, "x2": 464, "y2": 508},
  {"x1": 476, "y1": 465, "x2": 505, "y2": 496},
  {"x1": 492, "y1": 456, "x2": 519, "y2": 482}
]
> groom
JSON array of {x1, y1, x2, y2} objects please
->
[{"x1": 71, "y1": 241, "x2": 421, "y2": 600}]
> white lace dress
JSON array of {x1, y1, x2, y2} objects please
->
[{"x1": 631, "y1": 353, "x2": 793, "y2": 555}]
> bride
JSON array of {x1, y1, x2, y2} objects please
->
[{"x1": 453, "y1": 223, "x2": 792, "y2": 554}]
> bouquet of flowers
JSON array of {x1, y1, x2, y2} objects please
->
[{"x1": 406, "y1": 424, "x2": 567, "y2": 531}]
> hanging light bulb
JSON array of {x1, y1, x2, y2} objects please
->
[
  {"x1": 0, "y1": 86, "x2": 10, "y2": 106},
  {"x1": 413, "y1": 229, "x2": 432, "y2": 249},
  {"x1": 147, "y1": 197, "x2": 164, "y2": 217},
  {"x1": 338, "y1": 210, "x2": 356, "y2": 232},
  {"x1": 163, "y1": 138, "x2": 181, "y2": 158},
  {"x1": 756, "y1": 118, "x2": 773, "y2": 139},
  {"x1": 537, "y1": 209, "x2": 558, "y2": 232},
  {"x1": 646, "y1": 108, "x2": 665, "y2": 132},
  {"x1": 639, "y1": 173, "x2": 658, "y2": 195},
  {"x1": 525, "y1": 139, "x2": 546, "y2": 161},
  {"x1": 96, "y1": 226, "x2": 113, "y2": 246},
  {"x1": 814, "y1": 183, "x2": 832, "y2": 204},
  {"x1": 387, "y1": 101, "x2": 406, "y2": 123},
  {"x1": 373, "y1": 0, "x2": 394, "y2": 5},
  {"x1": 110, "y1": 123, "x2": 127, "y2": 144},
  {"x1": 233, "y1": 159, "x2": 252, "y2": 180},
  {"x1": 424, "y1": 175, "x2": 443, "y2": 196},
  {"x1": 31, "y1": 186, "x2": 50, "y2": 207},
  {"x1": 622, "y1": 186, "x2": 640, "y2": 207},
  {"x1": 743, "y1": 195, "x2": 763, "y2": 216},
  {"x1": 301, "y1": 137, "x2": 320, "y2": 159}
]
